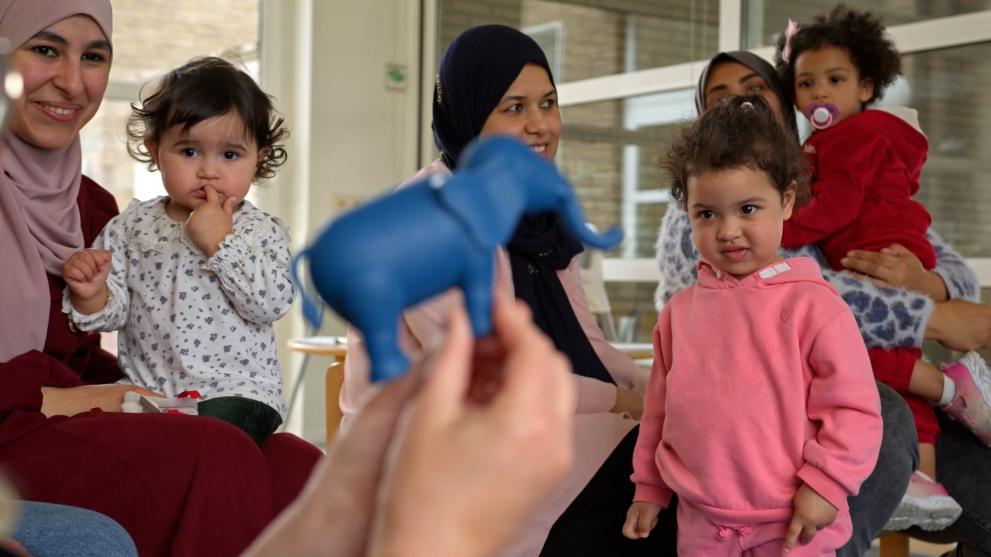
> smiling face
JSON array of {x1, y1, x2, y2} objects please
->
[
  {"x1": 146, "y1": 111, "x2": 262, "y2": 221},
  {"x1": 479, "y1": 63, "x2": 560, "y2": 160},
  {"x1": 687, "y1": 166, "x2": 796, "y2": 278},
  {"x1": 8, "y1": 15, "x2": 112, "y2": 150},
  {"x1": 793, "y1": 46, "x2": 873, "y2": 128}
]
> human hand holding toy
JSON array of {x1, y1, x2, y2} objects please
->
[
  {"x1": 294, "y1": 136, "x2": 623, "y2": 383},
  {"x1": 186, "y1": 185, "x2": 237, "y2": 256}
]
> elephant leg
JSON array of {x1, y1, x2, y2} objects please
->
[
  {"x1": 363, "y1": 324, "x2": 410, "y2": 383},
  {"x1": 347, "y1": 292, "x2": 410, "y2": 383},
  {"x1": 462, "y1": 256, "x2": 495, "y2": 338}
]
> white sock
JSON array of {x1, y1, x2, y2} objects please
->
[{"x1": 940, "y1": 373, "x2": 957, "y2": 406}]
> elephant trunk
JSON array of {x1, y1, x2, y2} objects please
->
[{"x1": 557, "y1": 197, "x2": 623, "y2": 250}]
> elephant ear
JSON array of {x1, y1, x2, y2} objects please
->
[{"x1": 432, "y1": 173, "x2": 520, "y2": 252}]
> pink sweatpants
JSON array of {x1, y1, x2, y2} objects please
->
[{"x1": 676, "y1": 499, "x2": 852, "y2": 556}]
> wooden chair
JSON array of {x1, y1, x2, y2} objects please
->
[
  {"x1": 325, "y1": 359, "x2": 345, "y2": 447},
  {"x1": 879, "y1": 532, "x2": 909, "y2": 557}
]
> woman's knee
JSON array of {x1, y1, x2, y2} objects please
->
[{"x1": 13, "y1": 501, "x2": 137, "y2": 557}]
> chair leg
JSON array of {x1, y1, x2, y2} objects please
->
[
  {"x1": 879, "y1": 532, "x2": 910, "y2": 557},
  {"x1": 282, "y1": 352, "x2": 310, "y2": 431},
  {"x1": 325, "y1": 359, "x2": 345, "y2": 448}
]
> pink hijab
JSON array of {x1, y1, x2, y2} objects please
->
[{"x1": 0, "y1": 0, "x2": 112, "y2": 363}]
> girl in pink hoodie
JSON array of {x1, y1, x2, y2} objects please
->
[{"x1": 623, "y1": 97, "x2": 882, "y2": 556}]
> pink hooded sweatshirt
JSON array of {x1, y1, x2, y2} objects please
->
[{"x1": 632, "y1": 257, "x2": 882, "y2": 524}]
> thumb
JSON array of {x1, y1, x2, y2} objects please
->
[{"x1": 418, "y1": 304, "x2": 474, "y2": 423}]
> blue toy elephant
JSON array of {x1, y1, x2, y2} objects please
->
[{"x1": 293, "y1": 136, "x2": 622, "y2": 382}]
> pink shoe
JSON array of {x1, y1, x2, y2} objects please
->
[
  {"x1": 883, "y1": 471, "x2": 962, "y2": 532},
  {"x1": 941, "y1": 351, "x2": 991, "y2": 446}
]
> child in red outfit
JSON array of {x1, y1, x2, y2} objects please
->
[
  {"x1": 775, "y1": 6, "x2": 991, "y2": 531},
  {"x1": 622, "y1": 97, "x2": 882, "y2": 556}
]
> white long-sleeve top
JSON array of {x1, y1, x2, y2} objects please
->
[{"x1": 63, "y1": 197, "x2": 293, "y2": 416}]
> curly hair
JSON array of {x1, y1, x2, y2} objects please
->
[
  {"x1": 664, "y1": 95, "x2": 810, "y2": 210},
  {"x1": 126, "y1": 57, "x2": 288, "y2": 180},
  {"x1": 774, "y1": 4, "x2": 901, "y2": 106}
]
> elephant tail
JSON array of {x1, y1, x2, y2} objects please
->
[{"x1": 290, "y1": 248, "x2": 324, "y2": 329}]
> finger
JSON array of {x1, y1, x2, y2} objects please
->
[
  {"x1": 881, "y1": 243, "x2": 910, "y2": 256},
  {"x1": 841, "y1": 252, "x2": 888, "y2": 276},
  {"x1": 417, "y1": 304, "x2": 474, "y2": 423},
  {"x1": 75, "y1": 253, "x2": 100, "y2": 280},
  {"x1": 621, "y1": 509, "x2": 640, "y2": 539},
  {"x1": 799, "y1": 522, "x2": 817, "y2": 544},
  {"x1": 222, "y1": 194, "x2": 238, "y2": 216},
  {"x1": 203, "y1": 185, "x2": 219, "y2": 205},
  {"x1": 329, "y1": 367, "x2": 420, "y2": 462},
  {"x1": 63, "y1": 260, "x2": 87, "y2": 282},
  {"x1": 639, "y1": 511, "x2": 657, "y2": 538},
  {"x1": 124, "y1": 386, "x2": 164, "y2": 398},
  {"x1": 782, "y1": 516, "x2": 803, "y2": 552},
  {"x1": 489, "y1": 298, "x2": 561, "y2": 415}
]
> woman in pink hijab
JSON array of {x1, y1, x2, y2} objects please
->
[{"x1": 0, "y1": 1, "x2": 321, "y2": 555}]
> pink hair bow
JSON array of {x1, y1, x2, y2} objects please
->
[{"x1": 781, "y1": 19, "x2": 800, "y2": 64}]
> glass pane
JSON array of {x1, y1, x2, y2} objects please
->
[
  {"x1": 605, "y1": 282, "x2": 658, "y2": 342},
  {"x1": 743, "y1": 1, "x2": 991, "y2": 48},
  {"x1": 110, "y1": 1, "x2": 259, "y2": 83},
  {"x1": 437, "y1": 0, "x2": 719, "y2": 82},
  {"x1": 902, "y1": 43, "x2": 991, "y2": 258},
  {"x1": 557, "y1": 90, "x2": 693, "y2": 259},
  {"x1": 79, "y1": 1, "x2": 261, "y2": 208}
]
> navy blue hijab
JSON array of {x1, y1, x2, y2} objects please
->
[{"x1": 432, "y1": 25, "x2": 614, "y2": 385}]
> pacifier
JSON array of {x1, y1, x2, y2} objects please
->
[{"x1": 804, "y1": 103, "x2": 837, "y2": 130}]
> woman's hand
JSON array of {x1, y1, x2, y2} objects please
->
[
  {"x1": 40, "y1": 384, "x2": 162, "y2": 418},
  {"x1": 840, "y1": 244, "x2": 948, "y2": 301},
  {"x1": 612, "y1": 387, "x2": 644, "y2": 420},
  {"x1": 185, "y1": 186, "x2": 237, "y2": 256},
  {"x1": 369, "y1": 294, "x2": 575, "y2": 557},
  {"x1": 926, "y1": 299, "x2": 991, "y2": 352},
  {"x1": 62, "y1": 249, "x2": 111, "y2": 314},
  {"x1": 245, "y1": 292, "x2": 575, "y2": 557}
]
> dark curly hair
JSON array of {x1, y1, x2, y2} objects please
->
[
  {"x1": 774, "y1": 4, "x2": 901, "y2": 106},
  {"x1": 664, "y1": 95, "x2": 810, "y2": 210},
  {"x1": 127, "y1": 57, "x2": 288, "y2": 180}
]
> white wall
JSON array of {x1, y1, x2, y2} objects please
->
[{"x1": 259, "y1": 0, "x2": 422, "y2": 442}]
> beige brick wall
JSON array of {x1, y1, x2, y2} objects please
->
[{"x1": 81, "y1": 2, "x2": 260, "y2": 209}]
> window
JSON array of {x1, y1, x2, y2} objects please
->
[{"x1": 79, "y1": 1, "x2": 261, "y2": 209}]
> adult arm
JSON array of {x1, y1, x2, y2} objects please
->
[
  {"x1": 558, "y1": 256, "x2": 648, "y2": 415},
  {"x1": 840, "y1": 228, "x2": 979, "y2": 303},
  {"x1": 204, "y1": 213, "x2": 296, "y2": 324}
]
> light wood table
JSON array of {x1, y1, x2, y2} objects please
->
[
  {"x1": 286, "y1": 337, "x2": 348, "y2": 447},
  {"x1": 612, "y1": 342, "x2": 654, "y2": 362}
]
